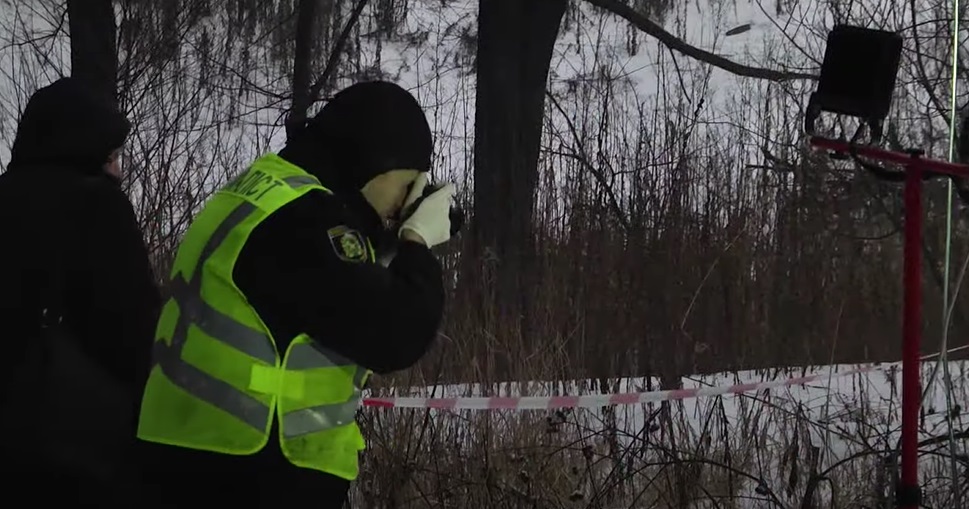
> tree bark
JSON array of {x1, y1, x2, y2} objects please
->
[
  {"x1": 67, "y1": 0, "x2": 119, "y2": 106},
  {"x1": 470, "y1": 0, "x2": 566, "y2": 375},
  {"x1": 289, "y1": 0, "x2": 371, "y2": 141},
  {"x1": 287, "y1": 0, "x2": 322, "y2": 141}
]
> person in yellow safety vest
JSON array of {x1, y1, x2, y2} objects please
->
[{"x1": 137, "y1": 81, "x2": 454, "y2": 508}]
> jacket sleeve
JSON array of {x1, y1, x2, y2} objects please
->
[
  {"x1": 71, "y1": 179, "x2": 161, "y2": 390},
  {"x1": 233, "y1": 190, "x2": 445, "y2": 375}
]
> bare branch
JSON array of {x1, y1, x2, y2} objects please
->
[
  {"x1": 546, "y1": 89, "x2": 631, "y2": 232},
  {"x1": 307, "y1": 0, "x2": 371, "y2": 104},
  {"x1": 584, "y1": 0, "x2": 819, "y2": 82}
]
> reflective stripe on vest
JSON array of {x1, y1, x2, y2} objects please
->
[{"x1": 153, "y1": 174, "x2": 366, "y2": 439}]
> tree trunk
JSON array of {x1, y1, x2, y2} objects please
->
[
  {"x1": 469, "y1": 0, "x2": 566, "y2": 376},
  {"x1": 67, "y1": 0, "x2": 119, "y2": 106},
  {"x1": 287, "y1": 0, "x2": 322, "y2": 141}
]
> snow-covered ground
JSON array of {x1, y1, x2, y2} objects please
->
[
  {"x1": 5, "y1": 0, "x2": 944, "y2": 190},
  {"x1": 0, "y1": 1, "x2": 964, "y2": 504},
  {"x1": 360, "y1": 360, "x2": 969, "y2": 506},
  {"x1": 367, "y1": 360, "x2": 969, "y2": 450}
]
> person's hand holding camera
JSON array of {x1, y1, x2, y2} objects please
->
[
  {"x1": 399, "y1": 179, "x2": 455, "y2": 248},
  {"x1": 402, "y1": 173, "x2": 429, "y2": 213}
]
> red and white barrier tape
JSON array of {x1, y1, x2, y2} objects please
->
[{"x1": 363, "y1": 363, "x2": 897, "y2": 410}]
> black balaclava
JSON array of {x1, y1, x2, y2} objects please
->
[
  {"x1": 278, "y1": 80, "x2": 433, "y2": 255},
  {"x1": 278, "y1": 80, "x2": 433, "y2": 194},
  {"x1": 7, "y1": 77, "x2": 130, "y2": 177}
]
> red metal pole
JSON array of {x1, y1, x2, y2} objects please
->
[
  {"x1": 899, "y1": 160, "x2": 923, "y2": 508},
  {"x1": 806, "y1": 136, "x2": 969, "y2": 506},
  {"x1": 810, "y1": 136, "x2": 969, "y2": 177}
]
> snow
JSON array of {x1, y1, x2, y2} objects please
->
[
  {"x1": 361, "y1": 361, "x2": 969, "y2": 506},
  {"x1": 0, "y1": 0, "x2": 964, "y2": 504},
  {"x1": 366, "y1": 361, "x2": 968, "y2": 444},
  {"x1": 0, "y1": 0, "x2": 950, "y2": 196}
]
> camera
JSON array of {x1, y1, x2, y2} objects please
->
[{"x1": 400, "y1": 181, "x2": 465, "y2": 237}]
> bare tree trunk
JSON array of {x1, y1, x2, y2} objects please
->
[
  {"x1": 292, "y1": 0, "x2": 372, "y2": 140},
  {"x1": 67, "y1": 0, "x2": 118, "y2": 105},
  {"x1": 287, "y1": 0, "x2": 322, "y2": 141},
  {"x1": 469, "y1": 0, "x2": 566, "y2": 375}
]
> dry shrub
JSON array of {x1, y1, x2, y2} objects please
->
[
  {"x1": 358, "y1": 366, "x2": 969, "y2": 508},
  {"x1": 354, "y1": 29, "x2": 969, "y2": 503}
]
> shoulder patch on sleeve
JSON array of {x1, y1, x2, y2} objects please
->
[{"x1": 327, "y1": 225, "x2": 369, "y2": 263}]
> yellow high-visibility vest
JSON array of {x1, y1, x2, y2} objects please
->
[{"x1": 137, "y1": 153, "x2": 372, "y2": 480}]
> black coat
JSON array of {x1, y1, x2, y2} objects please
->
[
  {"x1": 236, "y1": 186, "x2": 446, "y2": 374},
  {"x1": 143, "y1": 153, "x2": 444, "y2": 509},
  {"x1": 0, "y1": 77, "x2": 159, "y2": 395},
  {"x1": 143, "y1": 81, "x2": 445, "y2": 508},
  {"x1": 0, "y1": 78, "x2": 161, "y2": 501}
]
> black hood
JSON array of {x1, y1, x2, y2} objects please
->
[
  {"x1": 7, "y1": 77, "x2": 130, "y2": 175},
  {"x1": 277, "y1": 80, "x2": 433, "y2": 194}
]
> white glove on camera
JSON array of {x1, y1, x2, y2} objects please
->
[
  {"x1": 402, "y1": 173, "x2": 428, "y2": 212},
  {"x1": 399, "y1": 182, "x2": 455, "y2": 248}
]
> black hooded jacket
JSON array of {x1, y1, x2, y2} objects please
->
[
  {"x1": 234, "y1": 80, "x2": 445, "y2": 375},
  {"x1": 0, "y1": 77, "x2": 160, "y2": 393},
  {"x1": 140, "y1": 81, "x2": 446, "y2": 507}
]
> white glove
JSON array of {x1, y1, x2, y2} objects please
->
[
  {"x1": 402, "y1": 173, "x2": 428, "y2": 213},
  {"x1": 399, "y1": 182, "x2": 455, "y2": 248}
]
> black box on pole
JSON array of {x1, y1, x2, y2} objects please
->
[{"x1": 805, "y1": 25, "x2": 903, "y2": 139}]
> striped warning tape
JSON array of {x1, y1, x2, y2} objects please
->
[
  {"x1": 362, "y1": 346, "x2": 969, "y2": 411},
  {"x1": 362, "y1": 363, "x2": 894, "y2": 410}
]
